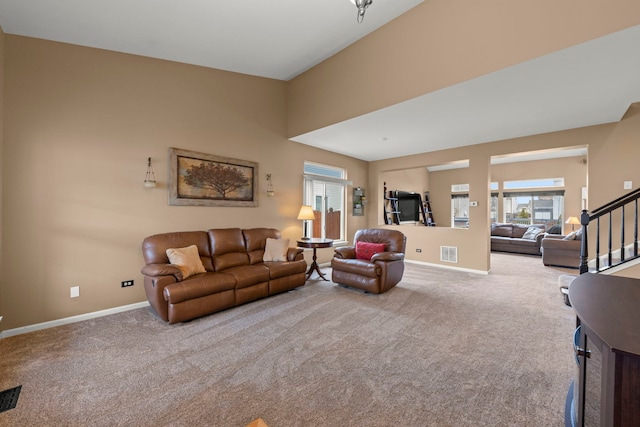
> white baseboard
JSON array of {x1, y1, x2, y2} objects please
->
[
  {"x1": 405, "y1": 259, "x2": 490, "y2": 275},
  {"x1": 0, "y1": 301, "x2": 150, "y2": 339}
]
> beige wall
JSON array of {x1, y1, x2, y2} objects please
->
[
  {"x1": 1, "y1": 36, "x2": 368, "y2": 330},
  {"x1": 380, "y1": 156, "x2": 588, "y2": 232},
  {"x1": 368, "y1": 122, "x2": 640, "y2": 272},
  {"x1": 0, "y1": 25, "x2": 4, "y2": 323},
  {"x1": 287, "y1": 1, "x2": 640, "y2": 137},
  {"x1": 3, "y1": 6, "x2": 640, "y2": 331}
]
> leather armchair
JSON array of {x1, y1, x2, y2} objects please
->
[{"x1": 331, "y1": 228, "x2": 407, "y2": 294}]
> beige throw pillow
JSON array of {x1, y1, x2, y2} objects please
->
[
  {"x1": 263, "y1": 238, "x2": 289, "y2": 262},
  {"x1": 166, "y1": 245, "x2": 206, "y2": 279}
]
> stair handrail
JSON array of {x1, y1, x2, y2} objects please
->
[
  {"x1": 590, "y1": 188, "x2": 640, "y2": 216},
  {"x1": 580, "y1": 188, "x2": 640, "y2": 274}
]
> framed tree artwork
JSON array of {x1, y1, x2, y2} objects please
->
[{"x1": 168, "y1": 147, "x2": 258, "y2": 207}]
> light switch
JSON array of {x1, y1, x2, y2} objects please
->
[{"x1": 624, "y1": 181, "x2": 632, "y2": 190}]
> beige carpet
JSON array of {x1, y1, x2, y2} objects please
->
[{"x1": 0, "y1": 253, "x2": 576, "y2": 426}]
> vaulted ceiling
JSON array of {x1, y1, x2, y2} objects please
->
[{"x1": 1, "y1": 0, "x2": 638, "y2": 161}]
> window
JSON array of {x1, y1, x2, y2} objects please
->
[
  {"x1": 503, "y1": 191, "x2": 564, "y2": 227},
  {"x1": 451, "y1": 184, "x2": 469, "y2": 228},
  {"x1": 490, "y1": 192, "x2": 499, "y2": 223},
  {"x1": 451, "y1": 194, "x2": 469, "y2": 228},
  {"x1": 303, "y1": 162, "x2": 348, "y2": 242},
  {"x1": 503, "y1": 178, "x2": 564, "y2": 189}
]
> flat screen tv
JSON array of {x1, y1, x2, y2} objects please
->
[{"x1": 394, "y1": 191, "x2": 422, "y2": 223}]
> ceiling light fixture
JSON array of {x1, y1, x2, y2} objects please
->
[{"x1": 351, "y1": 0, "x2": 373, "y2": 23}]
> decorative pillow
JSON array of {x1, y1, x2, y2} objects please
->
[
  {"x1": 166, "y1": 245, "x2": 206, "y2": 279},
  {"x1": 563, "y1": 231, "x2": 577, "y2": 241},
  {"x1": 547, "y1": 224, "x2": 562, "y2": 235},
  {"x1": 263, "y1": 238, "x2": 289, "y2": 262},
  {"x1": 522, "y1": 226, "x2": 544, "y2": 240},
  {"x1": 355, "y1": 241, "x2": 387, "y2": 261},
  {"x1": 575, "y1": 228, "x2": 583, "y2": 240}
]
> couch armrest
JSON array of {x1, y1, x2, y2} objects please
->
[
  {"x1": 334, "y1": 246, "x2": 356, "y2": 259},
  {"x1": 141, "y1": 263, "x2": 184, "y2": 281},
  {"x1": 541, "y1": 237, "x2": 582, "y2": 250},
  {"x1": 287, "y1": 247, "x2": 304, "y2": 261},
  {"x1": 543, "y1": 234, "x2": 565, "y2": 240},
  {"x1": 371, "y1": 252, "x2": 405, "y2": 262}
]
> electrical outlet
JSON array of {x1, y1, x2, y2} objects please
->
[
  {"x1": 70, "y1": 286, "x2": 80, "y2": 298},
  {"x1": 121, "y1": 280, "x2": 134, "y2": 288},
  {"x1": 416, "y1": 248, "x2": 422, "y2": 253}
]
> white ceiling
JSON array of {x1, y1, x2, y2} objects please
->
[
  {"x1": 293, "y1": 24, "x2": 640, "y2": 161},
  {"x1": 0, "y1": 1, "x2": 638, "y2": 162},
  {"x1": 0, "y1": 0, "x2": 424, "y2": 80}
]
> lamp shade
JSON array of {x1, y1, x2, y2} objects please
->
[
  {"x1": 297, "y1": 205, "x2": 315, "y2": 221},
  {"x1": 565, "y1": 216, "x2": 581, "y2": 225}
]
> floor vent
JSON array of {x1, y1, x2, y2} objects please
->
[
  {"x1": 440, "y1": 246, "x2": 458, "y2": 263},
  {"x1": 0, "y1": 385, "x2": 21, "y2": 413}
]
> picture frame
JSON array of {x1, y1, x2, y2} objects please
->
[{"x1": 168, "y1": 147, "x2": 258, "y2": 207}]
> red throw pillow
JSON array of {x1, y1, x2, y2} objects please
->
[{"x1": 355, "y1": 241, "x2": 387, "y2": 261}]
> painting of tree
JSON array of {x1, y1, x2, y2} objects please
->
[
  {"x1": 184, "y1": 162, "x2": 250, "y2": 199},
  {"x1": 169, "y1": 148, "x2": 258, "y2": 207}
]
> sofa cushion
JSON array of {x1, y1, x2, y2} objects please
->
[
  {"x1": 522, "y1": 226, "x2": 544, "y2": 240},
  {"x1": 511, "y1": 224, "x2": 530, "y2": 238},
  {"x1": 163, "y1": 272, "x2": 236, "y2": 304},
  {"x1": 142, "y1": 231, "x2": 213, "y2": 271},
  {"x1": 331, "y1": 258, "x2": 380, "y2": 277},
  {"x1": 208, "y1": 228, "x2": 250, "y2": 271},
  {"x1": 166, "y1": 245, "x2": 206, "y2": 279},
  {"x1": 491, "y1": 223, "x2": 513, "y2": 237},
  {"x1": 355, "y1": 241, "x2": 387, "y2": 261},
  {"x1": 243, "y1": 228, "x2": 281, "y2": 264},
  {"x1": 563, "y1": 231, "x2": 577, "y2": 240},
  {"x1": 264, "y1": 259, "x2": 307, "y2": 280},
  {"x1": 263, "y1": 238, "x2": 289, "y2": 262}
]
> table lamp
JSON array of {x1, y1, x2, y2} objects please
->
[
  {"x1": 565, "y1": 216, "x2": 581, "y2": 231},
  {"x1": 297, "y1": 205, "x2": 315, "y2": 240}
]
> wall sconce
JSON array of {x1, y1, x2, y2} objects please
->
[
  {"x1": 266, "y1": 174, "x2": 275, "y2": 197},
  {"x1": 565, "y1": 216, "x2": 581, "y2": 231},
  {"x1": 297, "y1": 205, "x2": 316, "y2": 240},
  {"x1": 144, "y1": 157, "x2": 157, "y2": 188}
]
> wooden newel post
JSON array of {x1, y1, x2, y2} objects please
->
[{"x1": 579, "y1": 209, "x2": 590, "y2": 274}]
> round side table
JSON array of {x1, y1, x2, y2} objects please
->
[{"x1": 296, "y1": 238, "x2": 334, "y2": 281}]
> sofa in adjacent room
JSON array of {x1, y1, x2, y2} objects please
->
[
  {"x1": 541, "y1": 229, "x2": 583, "y2": 268},
  {"x1": 490, "y1": 222, "x2": 547, "y2": 255},
  {"x1": 141, "y1": 228, "x2": 307, "y2": 324}
]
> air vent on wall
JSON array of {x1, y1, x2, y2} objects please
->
[{"x1": 440, "y1": 246, "x2": 458, "y2": 263}]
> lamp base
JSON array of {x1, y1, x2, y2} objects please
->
[{"x1": 300, "y1": 237, "x2": 311, "y2": 240}]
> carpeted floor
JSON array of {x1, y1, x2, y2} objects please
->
[{"x1": 0, "y1": 253, "x2": 576, "y2": 426}]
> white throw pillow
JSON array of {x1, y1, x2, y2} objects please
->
[
  {"x1": 263, "y1": 238, "x2": 289, "y2": 262},
  {"x1": 522, "y1": 226, "x2": 543, "y2": 240},
  {"x1": 563, "y1": 231, "x2": 577, "y2": 241},
  {"x1": 166, "y1": 245, "x2": 206, "y2": 279}
]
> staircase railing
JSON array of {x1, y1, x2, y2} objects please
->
[{"x1": 579, "y1": 188, "x2": 640, "y2": 274}]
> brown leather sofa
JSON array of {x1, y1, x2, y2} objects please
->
[
  {"x1": 141, "y1": 228, "x2": 307, "y2": 324},
  {"x1": 490, "y1": 222, "x2": 547, "y2": 255},
  {"x1": 331, "y1": 228, "x2": 406, "y2": 294}
]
